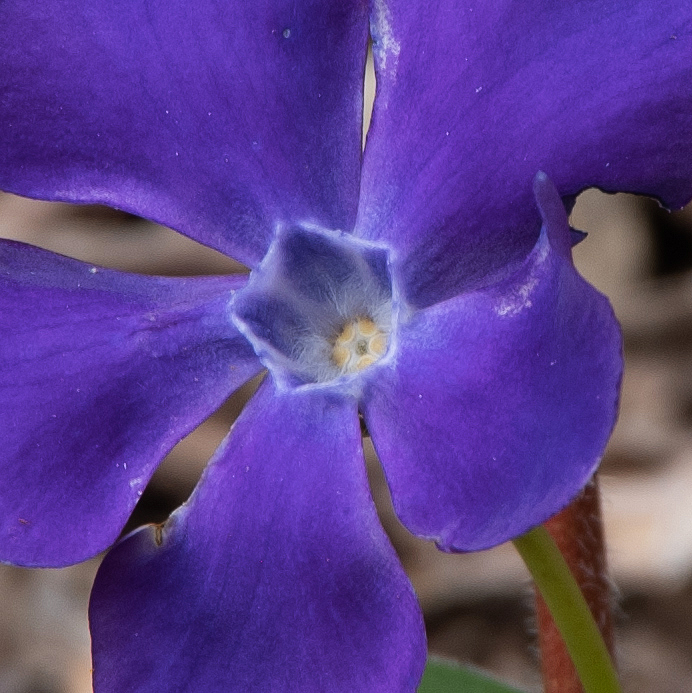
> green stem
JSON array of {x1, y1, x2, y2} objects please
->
[{"x1": 513, "y1": 526, "x2": 621, "y2": 693}]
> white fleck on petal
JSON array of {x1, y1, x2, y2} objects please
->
[{"x1": 371, "y1": 0, "x2": 401, "y2": 76}]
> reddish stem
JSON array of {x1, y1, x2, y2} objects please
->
[{"x1": 535, "y1": 475, "x2": 615, "y2": 693}]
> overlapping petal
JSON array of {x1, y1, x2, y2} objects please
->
[
  {"x1": 358, "y1": 0, "x2": 692, "y2": 306},
  {"x1": 0, "y1": 0, "x2": 368, "y2": 266},
  {"x1": 90, "y1": 381, "x2": 425, "y2": 693},
  {"x1": 361, "y1": 175, "x2": 622, "y2": 551},
  {"x1": 0, "y1": 241, "x2": 260, "y2": 567}
]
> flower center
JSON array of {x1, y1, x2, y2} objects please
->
[
  {"x1": 231, "y1": 225, "x2": 395, "y2": 389},
  {"x1": 332, "y1": 317, "x2": 388, "y2": 373}
]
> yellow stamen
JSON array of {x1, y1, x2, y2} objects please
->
[{"x1": 332, "y1": 317, "x2": 388, "y2": 374}]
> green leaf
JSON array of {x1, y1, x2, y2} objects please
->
[{"x1": 418, "y1": 659, "x2": 529, "y2": 693}]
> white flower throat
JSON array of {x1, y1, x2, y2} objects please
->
[{"x1": 231, "y1": 225, "x2": 395, "y2": 389}]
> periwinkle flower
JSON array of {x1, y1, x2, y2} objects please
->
[{"x1": 0, "y1": 0, "x2": 690, "y2": 690}]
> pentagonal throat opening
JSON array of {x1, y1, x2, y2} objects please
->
[{"x1": 232, "y1": 226, "x2": 393, "y2": 387}]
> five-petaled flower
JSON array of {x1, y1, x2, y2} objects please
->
[{"x1": 1, "y1": 1, "x2": 691, "y2": 691}]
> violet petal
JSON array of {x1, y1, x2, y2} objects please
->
[
  {"x1": 0, "y1": 240, "x2": 261, "y2": 567},
  {"x1": 361, "y1": 174, "x2": 622, "y2": 551},
  {"x1": 0, "y1": 0, "x2": 368, "y2": 266},
  {"x1": 358, "y1": 0, "x2": 692, "y2": 306},
  {"x1": 90, "y1": 380, "x2": 426, "y2": 692}
]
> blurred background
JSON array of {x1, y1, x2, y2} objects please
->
[{"x1": 2, "y1": 57, "x2": 692, "y2": 693}]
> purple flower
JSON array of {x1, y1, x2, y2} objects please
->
[{"x1": 0, "y1": 0, "x2": 689, "y2": 690}]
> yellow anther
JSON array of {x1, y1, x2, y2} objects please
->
[
  {"x1": 332, "y1": 344, "x2": 350, "y2": 369},
  {"x1": 358, "y1": 318, "x2": 378, "y2": 337},
  {"x1": 337, "y1": 322, "x2": 356, "y2": 344},
  {"x1": 370, "y1": 334, "x2": 387, "y2": 357},
  {"x1": 356, "y1": 354, "x2": 377, "y2": 370},
  {"x1": 331, "y1": 316, "x2": 388, "y2": 374}
]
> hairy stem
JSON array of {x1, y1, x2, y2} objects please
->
[{"x1": 513, "y1": 478, "x2": 620, "y2": 693}]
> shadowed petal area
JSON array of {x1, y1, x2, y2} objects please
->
[
  {"x1": 361, "y1": 175, "x2": 622, "y2": 551},
  {"x1": 358, "y1": 0, "x2": 692, "y2": 306},
  {"x1": 90, "y1": 381, "x2": 426, "y2": 693},
  {"x1": 0, "y1": 0, "x2": 368, "y2": 266},
  {"x1": 0, "y1": 241, "x2": 261, "y2": 567}
]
